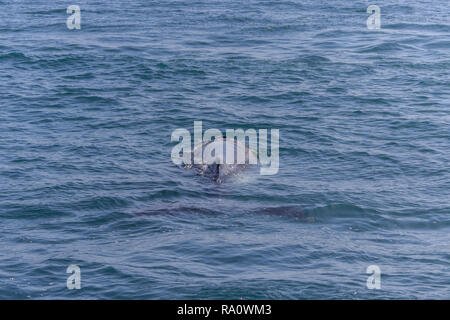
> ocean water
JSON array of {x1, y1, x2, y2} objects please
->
[{"x1": 0, "y1": 0, "x2": 449, "y2": 299}]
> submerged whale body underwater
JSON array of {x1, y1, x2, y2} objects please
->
[{"x1": 183, "y1": 136, "x2": 258, "y2": 183}]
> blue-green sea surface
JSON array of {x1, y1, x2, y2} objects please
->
[{"x1": 0, "y1": 0, "x2": 449, "y2": 299}]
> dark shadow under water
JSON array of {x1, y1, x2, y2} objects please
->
[{"x1": 135, "y1": 205, "x2": 313, "y2": 222}]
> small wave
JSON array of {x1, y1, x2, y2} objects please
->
[
  {"x1": 386, "y1": 23, "x2": 450, "y2": 33},
  {"x1": 1, "y1": 205, "x2": 69, "y2": 220},
  {"x1": 70, "y1": 196, "x2": 131, "y2": 212},
  {"x1": 424, "y1": 41, "x2": 450, "y2": 49},
  {"x1": 0, "y1": 52, "x2": 29, "y2": 62},
  {"x1": 357, "y1": 42, "x2": 407, "y2": 53}
]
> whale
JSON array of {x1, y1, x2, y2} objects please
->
[
  {"x1": 183, "y1": 136, "x2": 258, "y2": 183},
  {"x1": 135, "y1": 205, "x2": 311, "y2": 222}
]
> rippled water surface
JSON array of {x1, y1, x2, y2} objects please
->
[{"x1": 1, "y1": 0, "x2": 449, "y2": 299}]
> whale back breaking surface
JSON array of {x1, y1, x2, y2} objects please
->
[{"x1": 184, "y1": 137, "x2": 258, "y2": 183}]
